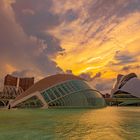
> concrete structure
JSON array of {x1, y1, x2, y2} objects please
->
[
  {"x1": 111, "y1": 73, "x2": 140, "y2": 106},
  {"x1": 2, "y1": 86, "x2": 23, "y2": 99},
  {"x1": 19, "y1": 77, "x2": 34, "y2": 91},
  {"x1": 1, "y1": 75, "x2": 34, "y2": 100},
  {"x1": 10, "y1": 74, "x2": 106, "y2": 108},
  {"x1": 4, "y1": 75, "x2": 18, "y2": 87},
  {"x1": 4, "y1": 74, "x2": 34, "y2": 91}
]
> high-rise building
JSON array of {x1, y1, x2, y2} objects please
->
[
  {"x1": 2, "y1": 75, "x2": 34, "y2": 99},
  {"x1": 4, "y1": 75, "x2": 18, "y2": 87},
  {"x1": 19, "y1": 77, "x2": 34, "y2": 91}
]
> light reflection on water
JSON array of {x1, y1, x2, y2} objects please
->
[{"x1": 0, "y1": 107, "x2": 139, "y2": 140}]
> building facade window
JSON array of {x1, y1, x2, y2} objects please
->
[{"x1": 41, "y1": 80, "x2": 105, "y2": 108}]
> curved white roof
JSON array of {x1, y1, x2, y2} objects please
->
[
  {"x1": 13, "y1": 74, "x2": 83, "y2": 103},
  {"x1": 120, "y1": 78, "x2": 140, "y2": 98}
]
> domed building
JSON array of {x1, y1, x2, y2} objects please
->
[
  {"x1": 10, "y1": 74, "x2": 106, "y2": 108},
  {"x1": 111, "y1": 73, "x2": 140, "y2": 106}
]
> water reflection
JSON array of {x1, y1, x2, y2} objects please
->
[
  {"x1": 0, "y1": 107, "x2": 139, "y2": 140},
  {"x1": 55, "y1": 107, "x2": 140, "y2": 140}
]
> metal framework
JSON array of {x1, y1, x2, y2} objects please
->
[
  {"x1": 1, "y1": 86, "x2": 24, "y2": 99},
  {"x1": 11, "y1": 79, "x2": 106, "y2": 108}
]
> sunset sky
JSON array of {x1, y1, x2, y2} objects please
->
[{"x1": 0, "y1": 0, "x2": 140, "y2": 93}]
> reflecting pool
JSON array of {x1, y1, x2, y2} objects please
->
[{"x1": 0, "y1": 107, "x2": 139, "y2": 140}]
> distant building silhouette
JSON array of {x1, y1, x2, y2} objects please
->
[
  {"x1": 1, "y1": 74, "x2": 34, "y2": 99},
  {"x1": 101, "y1": 93, "x2": 110, "y2": 98},
  {"x1": 19, "y1": 77, "x2": 34, "y2": 91},
  {"x1": 2, "y1": 86, "x2": 23, "y2": 99},
  {"x1": 111, "y1": 73, "x2": 140, "y2": 106},
  {"x1": 4, "y1": 75, "x2": 18, "y2": 87}
]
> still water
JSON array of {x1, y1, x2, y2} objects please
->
[{"x1": 0, "y1": 107, "x2": 139, "y2": 140}]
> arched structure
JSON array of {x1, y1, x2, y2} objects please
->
[
  {"x1": 2, "y1": 86, "x2": 24, "y2": 99},
  {"x1": 111, "y1": 73, "x2": 140, "y2": 106},
  {"x1": 10, "y1": 74, "x2": 106, "y2": 108}
]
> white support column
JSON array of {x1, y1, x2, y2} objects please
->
[
  {"x1": 36, "y1": 93, "x2": 48, "y2": 108},
  {"x1": 10, "y1": 91, "x2": 49, "y2": 108}
]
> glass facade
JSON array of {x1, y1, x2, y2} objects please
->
[
  {"x1": 15, "y1": 96, "x2": 43, "y2": 108},
  {"x1": 41, "y1": 80, "x2": 105, "y2": 108}
]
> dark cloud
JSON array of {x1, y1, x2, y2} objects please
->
[
  {"x1": 81, "y1": 0, "x2": 140, "y2": 46},
  {"x1": 108, "y1": 51, "x2": 137, "y2": 67},
  {"x1": 0, "y1": 0, "x2": 63, "y2": 82},
  {"x1": 33, "y1": 53, "x2": 63, "y2": 75},
  {"x1": 63, "y1": 9, "x2": 79, "y2": 23},
  {"x1": 95, "y1": 79, "x2": 115, "y2": 93},
  {"x1": 122, "y1": 65, "x2": 140, "y2": 71},
  {"x1": 0, "y1": 0, "x2": 140, "y2": 93},
  {"x1": 122, "y1": 65, "x2": 132, "y2": 71},
  {"x1": 12, "y1": 0, "x2": 59, "y2": 31},
  {"x1": 79, "y1": 72, "x2": 112, "y2": 93},
  {"x1": 79, "y1": 73, "x2": 92, "y2": 81},
  {"x1": 12, "y1": 0, "x2": 64, "y2": 56},
  {"x1": 92, "y1": 72, "x2": 102, "y2": 80},
  {"x1": 114, "y1": 51, "x2": 137, "y2": 65},
  {"x1": 12, "y1": 69, "x2": 33, "y2": 77},
  {"x1": 35, "y1": 32, "x2": 64, "y2": 55},
  {"x1": 88, "y1": 0, "x2": 140, "y2": 21},
  {"x1": 79, "y1": 72, "x2": 102, "y2": 81}
]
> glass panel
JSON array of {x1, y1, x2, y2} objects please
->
[
  {"x1": 70, "y1": 81, "x2": 79, "y2": 90},
  {"x1": 56, "y1": 100, "x2": 61, "y2": 106},
  {"x1": 61, "y1": 84, "x2": 69, "y2": 94},
  {"x1": 15, "y1": 96, "x2": 43, "y2": 108},
  {"x1": 51, "y1": 88, "x2": 61, "y2": 98},
  {"x1": 41, "y1": 80, "x2": 105, "y2": 108},
  {"x1": 69, "y1": 81, "x2": 77, "y2": 91},
  {"x1": 71, "y1": 81, "x2": 80, "y2": 90},
  {"x1": 47, "y1": 89, "x2": 56, "y2": 100},
  {"x1": 83, "y1": 91, "x2": 95, "y2": 106},
  {"x1": 92, "y1": 90, "x2": 102, "y2": 98},
  {"x1": 65, "y1": 83, "x2": 74, "y2": 92},
  {"x1": 41, "y1": 91, "x2": 51, "y2": 102},
  {"x1": 59, "y1": 98, "x2": 65, "y2": 106},
  {"x1": 57, "y1": 86, "x2": 65, "y2": 96},
  {"x1": 79, "y1": 81, "x2": 90, "y2": 89}
]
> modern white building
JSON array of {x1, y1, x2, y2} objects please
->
[
  {"x1": 111, "y1": 73, "x2": 140, "y2": 106},
  {"x1": 10, "y1": 74, "x2": 106, "y2": 108}
]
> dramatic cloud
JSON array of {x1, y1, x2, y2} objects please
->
[
  {"x1": 88, "y1": 77, "x2": 116, "y2": 94},
  {"x1": 53, "y1": 0, "x2": 140, "y2": 78},
  {"x1": 92, "y1": 72, "x2": 102, "y2": 80},
  {"x1": 0, "y1": 0, "x2": 140, "y2": 93},
  {"x1": 0, "y1": 0, "x2": 64, "y2": 85},
  {"x1": 79, "y1": 73, "x2": 93, "y2": 81},
  {"x1": 122, "y1": 65, "x2": 140, "y2": 72},
  {"x1": 66, "y1": 9, "x2": 79, "y2": 21},
  {"x1": 110, "y1": 51, "x2": 137, "y2": 65},
  {"x1": 12, "y1": 0, "x2": 64, "y2": 55},
  {"x1": 94, "y1": 78, "x2": 116, "y2": 93}
]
